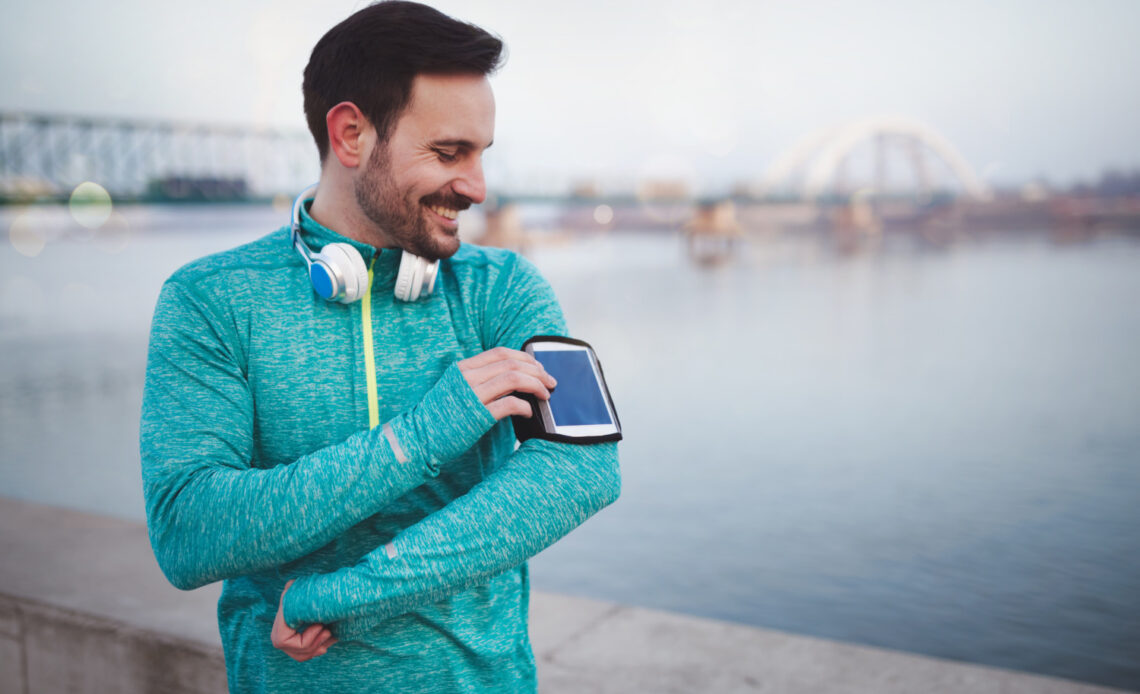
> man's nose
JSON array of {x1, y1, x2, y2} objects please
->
[{"x1": 452, "y1": 158, "x2": 486, "y2": 205}]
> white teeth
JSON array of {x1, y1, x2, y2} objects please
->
[{"x1": 429, "y1": 205, "x2": 458, "y2": 220}]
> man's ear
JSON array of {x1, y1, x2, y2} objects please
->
[{"x1": 326, "y1": 102, "x2": 371, "y2": 169}]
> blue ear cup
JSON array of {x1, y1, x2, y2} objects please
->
[
  {"x1": 310, "y1": 242, "x2": 370, "y2": 303},
  {"x1": 309, "y1": 263, "x2": 337, "y2": 300}
]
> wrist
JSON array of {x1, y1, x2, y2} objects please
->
[
  {"x1": 385, "y1": 362, "x2": 495, "y2": 474},
  {"x1": 281, "y1": 576, "x2": 311, "y2": 630}
]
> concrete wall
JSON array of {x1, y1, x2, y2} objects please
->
[
  {"x1": 0, "y1": 497, "x2": 1132, "y2": 694},
  {"x1": 0, "y1": 596, "x2": 224, "y2": 694}
]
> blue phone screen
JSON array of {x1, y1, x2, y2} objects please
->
[{"x1": 534, "y1": 349, "x2": 612, "y2": 426}]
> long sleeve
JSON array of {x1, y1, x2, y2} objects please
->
[
  {"x1": 281, "y1": 252, "x2": 622, "y2": 634},
  {"x1": 140, "y1": 279, "x2": 482, "y2": 590},
  {"x1": 284, "y1": 439, "x2": 619, "y2": 636}
]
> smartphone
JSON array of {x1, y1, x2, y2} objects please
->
[{"x1": 525, "y1": 339, "x2": 620, "y2": 439}]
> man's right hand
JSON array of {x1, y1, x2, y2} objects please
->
[
  {"x1": 272, "y1": 580, "x2": 337, "y2": 662},
  {"x1": 457, "y1": 347, "x2": 557, "y2": 420}
]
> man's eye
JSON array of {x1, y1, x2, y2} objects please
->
[{"x1": 434, "y1": 149, "x2": 458, "y2": 163}]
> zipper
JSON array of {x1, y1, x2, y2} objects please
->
[{"x1": 362, "y1": 255, "x2": 379, "y2": 429}]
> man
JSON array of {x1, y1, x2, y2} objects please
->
[{"x1": 139, "y1": 2, "x2": 621, "y2": 691}]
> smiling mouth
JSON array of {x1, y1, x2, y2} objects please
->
[{"x1": 427, "y1": 204, "x2": 459, "y2": 221}]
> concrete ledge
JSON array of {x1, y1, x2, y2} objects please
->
[
  {"x1": 0, "y1": 596, "x2": 225, "y2": 694},
  {"x1": 529, "y1": 593, "x2": 1133, "y2": 693},
  {"x1": 0, "y1": 497, "x2": 1132, "y2": 693},
  {"x1": 0, "y1": 499, "x2": 226, "y2": 693}
]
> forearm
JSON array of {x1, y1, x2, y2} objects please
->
[
  {"x1": 143, "y1": 424, "x2": 424, "y2": 590},
  {"x1": 283, "y1": 439, "x2": 620, "y2": 635},
  {"x1": 143, "y1": 362, "x2": 494, "y2": 591}
]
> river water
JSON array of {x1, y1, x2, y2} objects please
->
[{"x1": 1, "y1": 204, "x2": 1138, "y2": 690}]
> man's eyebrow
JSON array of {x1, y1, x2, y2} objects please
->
[{"x1": 431, "y1": 138, "x2": 494, "y2": 150}]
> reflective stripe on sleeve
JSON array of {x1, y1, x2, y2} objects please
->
[{"x1": 382, "y1": 422, "x2": 409, "y2": 463}]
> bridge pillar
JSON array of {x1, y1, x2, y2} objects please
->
[
  {"x1": 684, "y1": 199, "x2": 743, "y2": 264},
  {"x1": 477, "y1": 203, "x2": 528, "y2": 251}
]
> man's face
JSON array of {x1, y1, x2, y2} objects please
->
[{"x1": 355, "y1": 73, "x2": 495, "y2": 261}]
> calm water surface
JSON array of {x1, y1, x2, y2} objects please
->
[{"x1": 1, "y1": 204, "x2": 1138, "y2": 689}]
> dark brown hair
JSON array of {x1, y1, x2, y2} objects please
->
[{"x1": 303, "y1": 1, "x2": 504, "y2": 162}]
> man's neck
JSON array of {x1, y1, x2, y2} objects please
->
[{"x1": 308, "y1": 179, "x2": 392, "y2": 249}]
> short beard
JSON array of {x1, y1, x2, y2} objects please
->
[{"x1": 354, "y1": 143, "x2": 466, "y2": 261}]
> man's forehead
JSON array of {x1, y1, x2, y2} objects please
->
[{"x1": 400, "y1": 73, "x2": 495, "y2": 146}]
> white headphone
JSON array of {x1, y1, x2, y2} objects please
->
[{"x1": 291, "y1": 184, "x2": 439, "y2": 303}]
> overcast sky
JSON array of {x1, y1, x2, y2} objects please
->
[{"x1": 3, "y1": 0, "x2": 1138, "y2": 192}]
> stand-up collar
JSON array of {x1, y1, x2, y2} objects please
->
[{"x1": 297, "y1": 198, "x2": 405, "y2": 278}]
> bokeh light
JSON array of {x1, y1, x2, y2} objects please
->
[
  {"x1": 593, "y1": 204, "x2": 614, "y2": 225},
  {"x1": 8, "y1": 211, "x2": 46, "y2": 257},
  {"x1": 68, "y1": 182, "x2": 113, "y2": 229}
]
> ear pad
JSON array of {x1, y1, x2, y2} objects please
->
[
  {"x1": 312, "y1": 242, "x2": 369, "y2": 303},
  {"x1": 408, "y1": 257, "x2": 427, "y2": 302},
  {"x1": 395, "y1": 252, "x2": 438, "y2": 302},
  {"x1": 422, "y1": 260, "x2": 439, "y2": 296}
]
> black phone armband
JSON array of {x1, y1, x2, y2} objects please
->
[{"x1": 510, "y1": 335, "x2": 622, "y2": 445}]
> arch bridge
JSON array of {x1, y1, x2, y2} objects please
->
[{"x1": 755, "y1": 117, "x2": 989, "y2": 202}]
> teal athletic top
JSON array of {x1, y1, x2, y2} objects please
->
[{"x1": 140, "y1": 205, "x2": 621, "y2": 692}]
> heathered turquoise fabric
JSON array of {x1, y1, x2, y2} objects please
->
[{"x1": 140, "y1": 206, "x2": 621, "y2": 693}]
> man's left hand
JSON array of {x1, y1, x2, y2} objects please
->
[{"x1": 272, "y1": 580, "x2": 337, "y2": 661}]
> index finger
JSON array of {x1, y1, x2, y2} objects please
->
[{"x1": 458, "y1": 346, "x2": 539, "y2": 371}]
